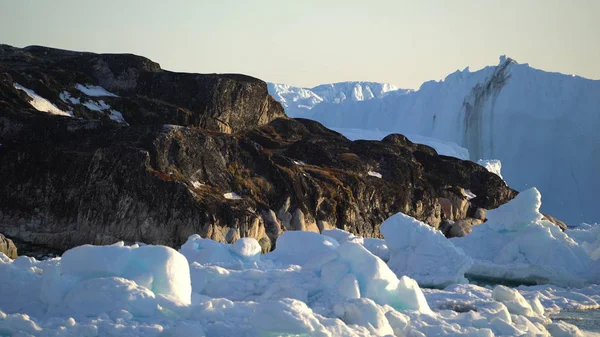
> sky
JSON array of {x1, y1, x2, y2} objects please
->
[{"x1": 1, "y1": 0, "x2": 599, "y2": 89}]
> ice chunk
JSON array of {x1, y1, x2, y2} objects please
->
[
  {"x1": 322, "y1": 228, "x2": 390, "y2": 262},
  {"x1": 492, "y1": 285, "x2": 534, "y2": 317},
  {"x1": 566, "y1": 223, "x2": 600, "y2": 261},
  {"x1": 334, "y1": 242, "x2": 432, "y2": 314},
  {"x1": 381, "y1": 212, "x2": 473, "y2": 287},
  {"x1": 249, "y1": 299, "x2": 331, "y2": 337},
  {"x1": 333, "y1": 298, "x2": 394, "y2": 336},
  {"x1": 62, "y1": 277, "x2": 158, "y2": 317},
  {"x1": 322, "y1": 228, "x2": 357, "y2": 243},
  {"x1": 0, "y1": 255, "x2": 45, "y2": 316},
  {"x1": 180, "y1": 234, "x2": 261, "y2": 268},
  {"x1": 230, "y1": 238, "x2": 261, "y2": 262},
  {"x1": 453, "y1": 188, "x2": 594, "y2": 286},
  {"x1": 268, "y1": 231, "x2": 339, "y2": 266},
  {"x1": 546, "y1": 321, "x2": 585, "y2": 337},
  {"x1": 59, "y1": 244, "x2": 191, "y2": 304}
]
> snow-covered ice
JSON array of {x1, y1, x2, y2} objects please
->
[{"x1": 13, "y1": 83, "x2": 73, "y2": 117}]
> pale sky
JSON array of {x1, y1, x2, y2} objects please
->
[{"x1": 1, "y1": 0, "x2": 599, "y2": 89}]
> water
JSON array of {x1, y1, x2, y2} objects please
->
[{"x1": 551, "y1": 309, "x2": 600, "y2": 333}]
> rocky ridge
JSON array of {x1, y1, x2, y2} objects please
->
[{"x1": 0, "y1": 45, "x2": 518, "y2": 255}]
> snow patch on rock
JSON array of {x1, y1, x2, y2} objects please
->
[{"x1": 14, "y1": 83, "x2": 72, "y2": 117}]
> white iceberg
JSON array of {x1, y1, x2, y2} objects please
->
[
  {"x1": 381, "y1": 212, "x2": 473, "y2": 288},
  {"x1": 453, "y1": 188, "x2": 595, "y2": 287}
]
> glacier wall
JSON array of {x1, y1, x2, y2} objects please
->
[{"x1": 282, "y1": 57, "x2": 600, "y2": 224}]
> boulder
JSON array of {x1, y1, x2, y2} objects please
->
[
  {"x1": 448, "y1": 218, "x2": 484, "y2": 238},
  {"x1": 0, "y1": 234, "x2": 17, "y2": 259},
  {"x1": 474, "y1": 208, "x2": 487, "y2": 221},
  {"x1": 542, "y1": 213, "x2": 568, "y2": 231}
]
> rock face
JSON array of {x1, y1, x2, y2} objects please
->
[
  {"x1": 0, "y1": 234, "x2": 17, "y2": 259},
  {"x1": 0, "y1": 44, "x2": 284, "y2": 133},
  {"x1": 0, "y1": 45, "x2": 518, "y2": 253}
]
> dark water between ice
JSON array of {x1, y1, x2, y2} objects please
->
[{"x1": 551, "y1": 309, "x2": 600, "y2": 333}]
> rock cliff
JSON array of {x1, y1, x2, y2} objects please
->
[{"x1": 0, "y1": 45, "x2": 517, "y2": 254}]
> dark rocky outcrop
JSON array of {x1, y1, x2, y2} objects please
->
[
  {"x1": 0, "y1": 44, "x2": 285, "y2": 133},
  {"x1": 542, "y1": 213, "x2": 568, "y2": 231},
  {"x1": 0, "y1": 45, "x2": 519, "y2": 254}
]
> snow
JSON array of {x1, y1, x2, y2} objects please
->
[
  {"x1": 75, "y1": 84, "x2": 118, "y2": 97},
  {"x1": 223, "y1": 192, "x2": 242, "y2": 200},
  {"x1": 59, "y1": 91, "x2": 81, "y2": 105},
  {"x1": 278, "y1": 57, "x2": 600, "y2": 224},
  {"x1": 367, "y1": 171, "x2": 382, "y2": 178},
  {"x1": 464, "y1": 189, "x2": 477, "y2": 200},
  {"x1": 190, "y1": 181, "x2": 204, "y2": 189},
  {"x1": 478, "y1": 159, "x2": 504, "y2": 179},
  {"x1": 380, "y1": 213, "x2": 473, "y2": 288},
  {"x1": 82, "y1": 99, "x2": 111, "y2": 112},
  {"x1": 13, "y1": 83, "x2": 73, "y2": 117},
  {"x1": 108, "y1": 110, "x2": 128, "y2": 125},
  {"x1": 56, "y1": 85, "x2": 128, "y2": 124}
]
